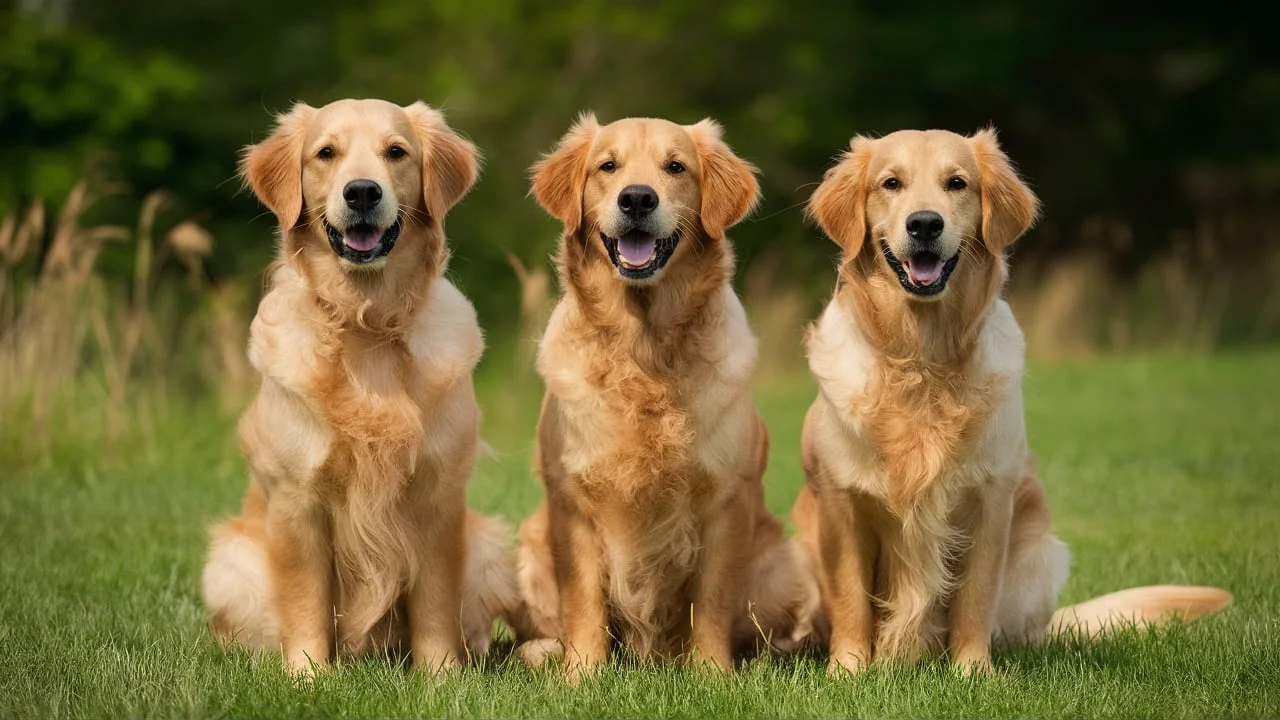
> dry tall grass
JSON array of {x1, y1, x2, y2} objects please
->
[
  {"x1": 505, "y1": 252, "x2": 552, "y2": 369},
  {"x1": 743, "y1": 249, "x2": 810, "y2": 379},
  {"x1": 3, "y1": 182, "x2": 1274, "y2": 466},
  {"x1": 1008, "y1": 211, "x2": 1280, "y2": 358},
  {"x1": 0, "y1": 181, "x2": 246, "y2": 460}
]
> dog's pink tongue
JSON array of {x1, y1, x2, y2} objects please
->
[
  {"x1": 906, "y1": 252, "x2": 944, "y2": 286},
  {"x1": 344, "y1": 227, "x2": 382, "y2": 252},
  {"x1": 618, "y1": 234, "x2": 656, "y2": 267}
]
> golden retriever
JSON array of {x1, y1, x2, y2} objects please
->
[
  {"x1": 200, "y1": 99, "x2": 525, "y2": 676},
  {"x1": 794, "y1": 128, "x2": 1232, "y2": 674},
  {"x1": 514, "y1": 114, "x2": 820, "y2": 679}
]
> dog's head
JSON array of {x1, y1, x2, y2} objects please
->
[
  {"x1": 240, "y1": 98, "x2": 478, "y2": 273},
  {"x1": 808, "y1": 128, "x2": 1039, "y2": 301},
  {"x1": 531, "y1": 114, "x2": 758, "y2": 285}
]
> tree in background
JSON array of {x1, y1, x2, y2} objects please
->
[{"x1": 4, "y1": 0, "x2": 1278, "y2": 344}]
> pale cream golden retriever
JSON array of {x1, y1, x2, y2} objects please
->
[
  {"x1": 200, "y1": 99, "x2": 525, "y2": 676},
  {"x1": 514, "y1": 115, "x2": 820, "y2": 679},
  {"x1": 794, "y1": 128, "x2": 1232, "y2": 674}
]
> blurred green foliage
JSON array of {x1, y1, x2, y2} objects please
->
[
  {"x1": 2, "y1": 0, "x2": 1277, "y2": 332},
  {"x1": 0, "y1": 16, "x2": 197, "y2": 214}
]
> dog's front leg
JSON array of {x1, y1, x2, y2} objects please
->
[
  {"x1": 689, "y1": 493, "x2": 751, "y2": 672},
  {"x1": 552, "y1": 499, "x2": 608, "y2": 683},
  {"x1": 267, "y1": 493, "x2": 333, "y2": 677},
  {"x1": 407, "y1": 492, "x2": 465, "y2": 675},
  {"x1": 948, "y1": 486, "x2": 1015, "y2": 673},
  {"x1": 815, "y1": 486, "x2": 878, "y2": 674}
]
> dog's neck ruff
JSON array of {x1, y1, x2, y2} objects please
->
[
  {"x1": 560, "y1": 228, "x2": 729, "y2": 333},
  {"x1": 839, "y1": 246, "x2": 1004, "y2": 369}
]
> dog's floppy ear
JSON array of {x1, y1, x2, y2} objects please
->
[
  {"x1": 807, "y1": 135, "x2": 874, "y2": 256},
  {"x1": 530, "y1": 112, "x2": 600, "y2": 235},
  {"x1": 240, "y1": 103, "x2": 315, "y2": 228},
  {"x1": 404, "y1": 102, "x2": 481, "y2": 220},
  {"x1": 685, "y1": 118, "x2": 760, "y2": 238},
  {"x1": 970, "y1": 127, "x2": 1041, "y2": 254}
]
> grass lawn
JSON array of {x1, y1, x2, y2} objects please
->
[{"x1": 1, "y1": 348, "x2": 1277, "y2": 718}]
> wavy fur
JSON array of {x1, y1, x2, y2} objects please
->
[
  {"x1": 515, "y1": 116, "x2": 816, "y2": 679},
  {"x1": 201, "y1": 99, "x2": 522, "y2": 675},
  {"x1": 794, "y1": 128, "x2": 1230, "y2": 674}
]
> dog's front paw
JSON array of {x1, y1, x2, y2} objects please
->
[
  {"x1": 687, "y1": 647, "x2": 733, "y2": 674},
  {"x1": 514, "y1": 638, "x2": 564, "y2": 670},
  {"x1": 563, "y1": 654, "x2": 605, "y2": 686},
  {"x1": 283, "y1": 650, "x2": 329, "y2": 683},
  {"x1": 413, "y1": 649, "x2": 461, "y2": 678},
  {"x1": 952, "y1": 651, "x2": 995, "y2": 677},
  {"x1": 827, "y1": 647, "x2": 871, "y2": 676}
]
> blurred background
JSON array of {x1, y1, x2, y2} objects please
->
[{"x1": 2, "y1": 0, "x2": 1278, "y2": 459}]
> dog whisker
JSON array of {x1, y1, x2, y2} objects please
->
[
  {"x1": 675, "y1": 217, "x2": 700, "y2": 255},
  {"x1": 399, "y1": 205, "x2": 431, "y2": 224},
  {"x1": 749, "y1": 198, "x2": 809, "y2": 224},
  {"x1": 957, "y1": 235, "x2": 983, "y2": 262}
]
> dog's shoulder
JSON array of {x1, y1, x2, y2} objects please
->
[
  {"x1": 534, "y1": 297, "x2": 599, "y2": 401},
  {"x1": 247, "y1": 264, "x2": 324, "y2": 394},
  {"x1": 701, "y1": 285, "x2": 758, "y2": 386},
  {"x1": 407, "y1": 277, "x2": 484, "y2": 382},
  {"x1": 966, "y1": 299, "x2": 1030, "y2": 483},
  {"x1": 973, "y1": 299, "x2": 1025, "y2": 383},
  {"x1": 805, "y1": 296, "x2": 875, "y2": 408}
]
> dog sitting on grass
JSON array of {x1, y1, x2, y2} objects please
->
[
  {"x1": 513, "y1": 114, "x2": 821, "y2": 680},
  {"x1": 201, "y1": 99, "x2": 526, "y2": 676},
  {"x1": 792, "y1": 128, "x2": 1233, "y2": 674}
]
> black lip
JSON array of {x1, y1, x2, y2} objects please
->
[
  {"x1": 880, "y1": 241, "x2": 960, "y2": 297},
  {"x1": 325, "y1": 220, "x2": 401, "y2": 264},
  {"x1": 601, "y1": 230, "x2": 681, "y2": 280}
]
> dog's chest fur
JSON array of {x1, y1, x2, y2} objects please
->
[
  {"x1": 807, "y1": 297, "x2": 1027, "y2": 511},
  {"x1": 237, "y1": 266, "x2": 482, "y2": 651},
  {"x1": 240, "y1": 267, "x2": 482, "y2": 498},
  {"x1": 538, "y1": 286, "x2": 759, "y2": 655},
  {"x1": 539, "y1": 285, "x2": 758, "y2": 502}
]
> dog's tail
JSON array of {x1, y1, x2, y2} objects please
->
[
  {"x1": 462, "y1": 510, "x2": 538, "y2": 659},
  {"x1": 1049, "y1": 585, "x2": 1233, "y2": 639}
]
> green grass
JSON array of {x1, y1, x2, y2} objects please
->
[{"x1": 2, "y1": 348, "x2": 1278, "y2": 718}]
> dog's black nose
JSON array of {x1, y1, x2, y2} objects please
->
[
  {"x1": 343, "y1": 180, "x2": 383, "y2": 214},
  {"x1": 906, "y1": 210, "x2": 945, "y2": 242},
  {"x1": 618, "y1": 184, "x2": 659, "y2": 219}
]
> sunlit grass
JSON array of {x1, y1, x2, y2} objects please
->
[{"x1": 2, "y1": 348, "x2": 1277, "y2": 718}]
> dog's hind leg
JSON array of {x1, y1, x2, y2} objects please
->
[
  {"x1": 993, "y1": 466, "x2": 1069, "y2": 647},
  {"x1": 514, "y1": 502, "x2": 563, "y2": 640},
  {"x1": 509, "y1": 502, "x2": 570, "y2": 668},
  {"x1": 201, "y1": 482, "x2": 280, "y2": 651}
]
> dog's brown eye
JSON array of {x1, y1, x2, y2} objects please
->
[
  {"x1": 317, "y1": 146, "x2": 335, "y2": 160},
  {"x1": 600, "y1": 160, "x2": 616, "y2": 173},
  {"x1": 666, "y1": 161, "x2": 685, "y2": 174},
  {"x1": 947, "y1": 176, "x2": 967, "y2": 191},
  {"x1": 387, "y1": 145, "x2": 407, "y2": 160},
  {"x1": 882, "y1": 177, "x2": 901, "y2": 190}
]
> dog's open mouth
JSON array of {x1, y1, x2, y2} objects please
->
[
  {"x1": 326, "y1": 220, "x2": 401, "y2": 265},
  {"x1": 881, "y1": 241, "x2": 960, "y2": 297},
  {"x1": 601, "y1": 229, "x2": 680, "y2": 280}
]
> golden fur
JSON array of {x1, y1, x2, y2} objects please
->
[
  {"x1": 515, "y1": 115, "x2": 819, "y2": 679},
  {"x1": 794, "y1": 128, "x2": 1232, "y2": 674},
  {"x1": 200, "y1": 99, "x2": 526, "y2": 676}
]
